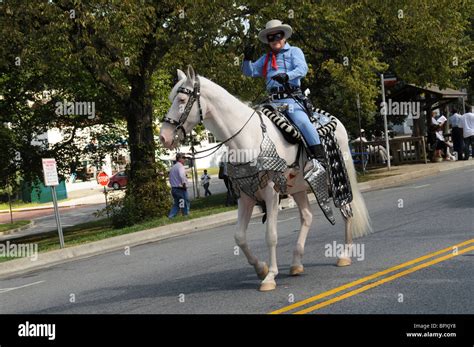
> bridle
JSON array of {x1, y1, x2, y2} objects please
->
[
  {"x1": 162, "y1": 77, "x2": 203, "y2": 143},
  {"x1": 162, "y1": 75, "x2": 269, "y2": 159}
]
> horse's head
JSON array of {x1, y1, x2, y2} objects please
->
[{"x1": 160, "y1": 65, "x2": 204, "y2": 149}]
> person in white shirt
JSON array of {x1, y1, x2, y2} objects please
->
[
  {"x1": 432, "y1": 114, "x2": 455, "y2": 160},
  {"x1": 460, "y1": 108, "x2": 474, "y2": 160},
  {"x1": 450, "y1": 109, "x2": 464, "y2": 160},
  {"x1": 200, "y1": 169, "x2": 212, "y2": 196}
]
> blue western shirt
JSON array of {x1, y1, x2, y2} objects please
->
[{"x1": 242, "y1": 43, "x2": 308, "y2": 91}]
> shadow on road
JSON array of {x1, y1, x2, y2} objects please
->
[{"x1": 32, "y1": 262, "x2": 335, "y2": 313}]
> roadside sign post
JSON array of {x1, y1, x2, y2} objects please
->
[
  {"x1": 7, "y1": 178, "x2": 13, "y2": 224},
  {"x1": 380, "y1": 74, "x2": 391, "y2": 171},
  {"x1": 42, "y1": 158, "x2": 65, "y2": 248},
  {"x1": 8, "y1": 190, "x2": 13, "y2": 224},
  {"x1": 190, "y1": 146, "x2": 200, "y2": 199},
  {"x1": 104, "y1": 186, "x2": 108, "y2": 212},
  {"x1": 97, "y1": 172, "x2": 110, "y2": 217},
  {"x1": 356, "y1": 93, "x2": 365, "y2": 175}
]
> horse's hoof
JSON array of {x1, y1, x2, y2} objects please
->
[
  {"x1": 337, "y1": 257, "x2": 352, "y2": 267},
  {"x1": 257, "y1": 263, "x2": 269, "y2": 280},
  {"x1": 259, "y1": 281, "x2": 276, "y2": 292},
  {"x1": 289, "y1": 265, "x2": 304, "y2": 276}
]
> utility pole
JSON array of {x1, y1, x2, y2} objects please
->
[
  {"x1": 356, "y1": 93, "x2": 365, "y2": 175},
  {"x1": 190, "y1": 139, "x2": 200, "y2": 199}
]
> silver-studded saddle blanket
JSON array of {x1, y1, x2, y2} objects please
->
[
  {"x1": 226, "y1": 112, "x2": 288, "y2": 199},
  {"x1": 258, "y1": 105, "x2": 353, "y2": 208}
]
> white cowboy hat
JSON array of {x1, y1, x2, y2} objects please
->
[{"x1": 258, "y1": 19, "x2": 293, "y2": 44}]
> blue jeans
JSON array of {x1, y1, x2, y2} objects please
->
[
  {"x1": 272, "y1": 98, "x2": 321, "y2": 146},
  {"x1": 168, "y1": 187, "x2": 190, "y2": 218}
]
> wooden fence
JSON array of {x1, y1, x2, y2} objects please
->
[{"x1": 351, "y1": 136, "x2": 427, "y2": 168}]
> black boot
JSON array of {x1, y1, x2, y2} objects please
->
[{"x1": 308, "y1": 144, "x2": 327, "y2": 168}]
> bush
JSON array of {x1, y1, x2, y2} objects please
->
[{"x1": 99, "y1": 163, "x2": 172, "y2": 228}]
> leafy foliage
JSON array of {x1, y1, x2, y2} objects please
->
[{"x1": 0, "y1": 0, "x2": 472, "y2": 225}]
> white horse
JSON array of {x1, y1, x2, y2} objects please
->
[{"x1": 160, "y1": 66, "x2": 372, "y2": 292}]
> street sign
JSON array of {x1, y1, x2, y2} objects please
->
[
  {"x1": 97, "y1": 172, "x2": 110, "y2": 186},
  {"x1": 97, "y1": 172, "x2": 110, "y2": 217},
  {"x1": 41, "y1": 158, "x2": 64, "y2": 248},
  {"x1": 42, "y1": 158, "x2": 59, "y2": 186}
]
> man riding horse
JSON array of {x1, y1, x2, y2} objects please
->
[{"x1": 242, "y1": 19, "x2": 326, "y2": 179}]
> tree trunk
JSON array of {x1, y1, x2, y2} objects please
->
[
  {"x1": 126, "y1": 79, "x2": 156, "y2": 182},
  {"x1": 116, "y1": 79, "x2": 171, "y2": 225}
]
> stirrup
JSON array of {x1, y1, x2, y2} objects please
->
[
  {"x1": 304, "y1": 159, "x2": 335, "y2": 225},
  {"x1": 303, "y1": 159, "x2": 324, "y2": 178}
]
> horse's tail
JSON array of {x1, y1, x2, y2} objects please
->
[{"x1": 333, "y1": 117, "x2": 373, "y2": 239}]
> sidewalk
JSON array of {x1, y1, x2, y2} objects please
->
[
  {"x1": 356, "y1": 160, "x2": 474, "y2": 192},
  {"x1": 0, "y1": 159, "x2": 472, "y2": 278}
]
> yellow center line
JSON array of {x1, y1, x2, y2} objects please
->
[
  {"x1": 270, "y1": 239, "x2": 474, "y2": 314},
  {"x1": 295, "y1": 245, "x2": 474, "y2": 314}
]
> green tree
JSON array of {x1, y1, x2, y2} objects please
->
[{"x1": 1, "y1": 0, "x2": 471, "y2": 226}]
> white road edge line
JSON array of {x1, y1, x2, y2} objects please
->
[
  {"x1": 0, "y1": 280, "x2": 45, "y2": 294},
  {"x1": 413, "y1": 184, "x2": 430, "y2": 189},
  {"x1": 277, "y1": 217, "x2": 298, "y2": 223},
  {"x1": 249, "y1": 216, "x2": 297, "y2": 225}
]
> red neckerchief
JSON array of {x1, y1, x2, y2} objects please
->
[{"x1": 262, "y1": 51, "x2": 279, "y2": 78}]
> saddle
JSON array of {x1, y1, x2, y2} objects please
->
[
  {"x1": 258, "y1": 105, "x2": 301, "y2": 144},
  {"x1": 258, "y1": 104, "x2": 353, "y2": 223},
  {"x1": 257, "y1": 104, "x2": 337, "y2": 142}
]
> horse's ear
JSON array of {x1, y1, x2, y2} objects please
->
[
  {"x1": 177, "y1": 69, "x2": 186, "y2": 81},
  {"x1": 186, "y1": 65, "x2": 196, "y2": 82}
]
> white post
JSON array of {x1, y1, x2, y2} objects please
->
[
  {"x1": 356, "y1": 93, "x2": 366, "y2": 175},
  {"x1": 51, "y1": 185, "x2": 65, "y2": 248},
  {"x1": 381, "y1": 74, "x2": 391, "y2": 170},
  {"x1": 42, "y1": 158, "x2": 65, "y2": 248}
]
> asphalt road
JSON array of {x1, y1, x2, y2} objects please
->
[{"x1": 0, "y1": 166, "x2": 472, "y2": 314}]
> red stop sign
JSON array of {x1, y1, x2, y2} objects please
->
[{"x1": 97, "y1": 172, "x2": 110, "y2": 186}]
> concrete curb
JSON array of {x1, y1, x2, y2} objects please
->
[
  {"x1": 0, "y1": 221, "x2": 35, "y2": 236},
  {"x1": 358, "y1": 160, "x2": 474, "y2": 193},
  {"x1": 1, "y1": 160, "x2": 472, "y2": 278}
]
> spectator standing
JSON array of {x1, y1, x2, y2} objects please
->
[
  {"x1": 460, "y1": 109, "x2": 474, "y2": 160},
  {"x1": 219, "y1": 161, "x2": 236, "y2": 206},
  {"x1": 201, "y1": 169, "x2": 212, "y2": 196},
  {"x1": 168, "y1": 153, "x2": 190, "y2": 218},
  {"x1": 450, "y1": 109, "x2": 464, "y2": 160}
]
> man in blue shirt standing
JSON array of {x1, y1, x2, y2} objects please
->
[{"x1": 242, "y1": 19, "x2": 326, "y2": 173}]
